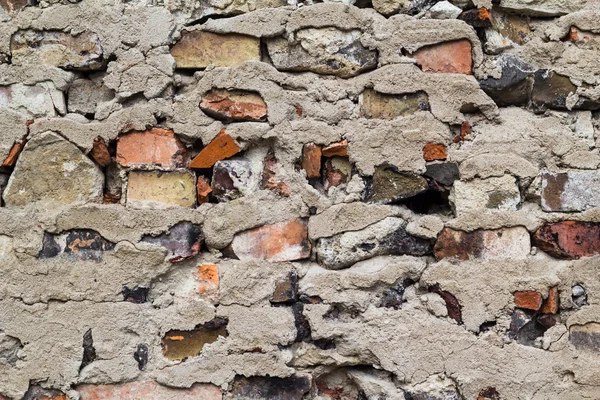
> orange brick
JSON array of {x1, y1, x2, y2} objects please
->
[
  {"x1": 90, "y1": 137, "x2": 111, "y2": 167},
  {"x1": 302, "y1": 143, "x2": 322, "y2": 179},
  {"x1": 189, "y1": 129, "x2": 240, "y2": 169},
  {"x1": 117, "y1": 128, "x2": 188, "y2": 168},
  {"x1": 197, "y1": 176, "x2": 212, "y2": 204},
  {"x1": 322, "y1": 140, "x2": 348, "y2": 157},
  {"x1": 423, "y1": 143, "x2": 447, "y2": 161},
  {"x1": 541, "y1": 286, "x2": 559, "y2": 314},
  {"x1": 77, "y1": 381, "x2": 222, "y2": 400},
  {"x1": 514, "y1": 291, "x2": 542, "y2": 311},
  {"x1": 2, "y1": 138, "x2": 26, "y2": 167},
  {"x1": 412, "y1": 39, "x2": 472, "y2": 74}
]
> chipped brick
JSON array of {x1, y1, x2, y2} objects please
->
[
  {"x1": 423, "y1": 143, "x2": 447, "y2": 162},
  {"x1": 189, "y1": 130, "x2": 241, "y2": 169},
  {"x1": 117, "y1": 128, "x2": 188, "y2": 169},
  {"x1": 514, "y1": 291, "x2": 543, "y2": 311},
  {"x1": 77, "y1": 381, "x2": 222, "y2": 400},
  {"x1": 90, "y1": 137, "x2": 111, "y2": 167},
  {"x1": 434, "y1": 227, "x2": 530, "y2": 260},
  {"x1": 533, "y1": 221, "x2": 600, "y2": 260},
  {"x1": 302, "y1": 143, "x2": 322, "y2": 179},
  {"x1": 126, "y1": 170, "x2": 196, "y2": 208},
  {"x1": 200, "y1": 89, "x2": 267, "y2": 122},
  {"x1": 412, "y1": 39, "x2": 473, "y2": 74},
  {"x1": 322, "y1": 140, "x2": 348, "y2": 157}
]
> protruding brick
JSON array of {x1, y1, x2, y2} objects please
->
[
  {"x1": 2, "y1": 138, "x2": 26, "y2": 167},
  {"x1": 171, "y1": 31, "x2": 260, "y2": 69},
  {"x1": 360, "y1": 89, "x2": 430, "y2": 119},
  {"x1": 301, "y1": 143, "x2": 322, "y2": 179},
  {"x1": 117, "y1": 128, "x2": 189, "y2": 169},
  {"x1": 161, "y1": 317, "x2": 228, "y2": 361},
  {"x1": 412, "y1": 39, "x2": 473, "y2": 74},
  {"x1": 200, "y1": 89, "x2": 267, "y2": 122},
  {"x1": 231, "y1": 375, "x2": 311, "y2": 400},
  {"x1": 533, "y1": 221, "x2": 600, "y2": 260},
  {"x1": 11, "y1": 30, "x2": 103, "y2": 70},
  {"x1": 322, "y1": 140, "x2": 348, "y2": 157},
  {"x1": 541, "y1": 287, "x2": 559, "y2": 314},
  {"x1": 90, "y1": 137, "x2": 111, "y2": 167},
  {"x1": 197, "y1": 176, "x2": 212, "y2": 204},
  {"x1": 434, "y1": 227, "x2": 530, "y2": 260},
  {"x1": 423, "y1": 143, "x2": 447, "y2": 162},
  {"x1": 231, "y1": 218, "x2": 310, "y2": 262},
  {"x1": 142, "y1": 222, "x2": 204, "y2": 262},
  {"x1": 514, "y1": 291, "x2": 543, "y2": 311},
  {"x1": 195, "y1": 264, "x2": 219, "y2": 304},
  {"x1": 77, "y1": 381, "x2": 222, "y2": 400},
  {"x1": 189, "y1": 130, "x2": 241, "y2": 169}
]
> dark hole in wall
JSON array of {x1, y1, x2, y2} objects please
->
[{"x1": 79, "y1": 328, "x2": 96, "y2": 372}]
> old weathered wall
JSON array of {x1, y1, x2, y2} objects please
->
[{"x1": 1, "y1": 0, "x2": 600, "y2": 398}]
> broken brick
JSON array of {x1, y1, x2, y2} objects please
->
[
  {"x1": 324, "y1": 157, "x2": 352, "y2": 193},
  {"x1": 412, "y1": 39, "x2": 473, "y2": 74},
  {"x1": 533, "y1": 221, "x2": 600, "y2": 260},
  {"x1": 514, "y1": 291, "x2": 543, "y2": 311},
  {"x1": 423, "y1": 143, "x2": 447, "y2": 162},
  {"x1": 194, "y1": 263, "x2": 219, "y2": 303},
  {"x1": 301, "y1": 143, "x2": 322, "y2": 179},
  {"x1": 196, "y1": 176, "x2": 212, "y2": 205},
  {"x1": 434, "y1": 227, "x2": 530, "y2": 260},
  {"x1": 200, "y1": 89, "x2": 267, "y2": 122},
  {"x1": 77, "y1": 381, "x2": 222, "y2": 400},
  {"x1": 212, "y1": 159, "x2": 257, "y2": 202},
  {"x1": 541, "y1": 286, "x2": 559, "y2": 314},
  {"x1": 322, "y1": 140, "x2": 348, "y2": 157},
  {"x1": 90, "y1": 137, "x2": 111, "y2": 167},
  {"x1": 22, "y1": 386, "x2": 66, "y2": 400},
  {"x1": 2, "y1": 138, "x2": 26, "y2": 167},
  {"x1": 231, "y1": 218, "x2": 310, "y2": 262},
  {"x1": 117, "y1": 128, "x2": 189, "y2": 169},
  {"x1": 189, "y1": 129, "x2": 241, "y2": 169},
  {"x1": 142, "y1": 222, "x2": 205, "y2": 262},
  {"x1": 161, "y1": 317, "x2": 228, "y2": 361}
]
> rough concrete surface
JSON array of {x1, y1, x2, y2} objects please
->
[{"x1": 1, "y1": 0, "x2": 600, "y2": 399}]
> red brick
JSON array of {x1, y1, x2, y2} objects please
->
[
  {"x1": 77, "y1": 381, "x2": 222, "y2": 400},
  {"x1": 231, "y1": 218, "x2": 311, "y2": 262},
  {"x1": 322, "y1": 140, "x2": 348, "y2": 157},
  {"x1": 423, "y1": 143, "x2": 447, "y2": 161},
  {"x1": 514, "y1": 291, "x2": 542, "y2": 311},
  {"x1": 434, "y1": 227, "x2": 530, "y2": 260},
  {"x1": 200, "y1": 89, "x2": 267, "y2": 122},
  {"x1": 189, "y1": 129, "x2": 241, "y2": 169},
  {"x1": 117, "y1": 128, "x2": 188, "y2": 168},
  {"x1": 302, "y1": 143, "x2": 322, "y2": 179},
  {"x1": 412, "y1": 39, "x2": 472, "y2": 74},
  {"x1": 90, "y1": 137, "x2": 111, "y2": 167},
  {"x1": 541, "y1": 286, "x2": 559, "y2": 314},
  {"x1": 197, "y1": 175, "x2": 212, "y2": 204},
  {"x1": 2, "y1": 138, "x2": 26, "y2": 167},
  {"x1": 533, "y1": 221, "x2": 600, "y2": 259},
  {"x1": 195, "y1": 263, "x2": 219, "y2": 303}
]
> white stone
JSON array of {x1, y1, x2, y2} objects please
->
[
  {"x1": 429, "y1": 1, "x2": 462, "y2": 19},
  {"x1": 451, "y1": 175, "x2": 521, "y2": 216}
]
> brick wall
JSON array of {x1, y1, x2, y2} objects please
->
[{"x1": 0, "y1": 0, "x2": 599, "y2": 398}]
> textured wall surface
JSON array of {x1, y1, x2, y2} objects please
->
[{"x1": 1, "y1": 0, "x2": 600, "y2": 398}]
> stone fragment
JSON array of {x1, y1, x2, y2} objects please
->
[
  {"x1": 127, "y1": 170, "x2": 196, "y2": 208},
  {"x1": 429, "y1": 1, "x2": 462, "y2": 19},
  {"x1": 271, "y1": 270, "x2": 298, "y2": 304},
  {"x1": 423, "y1": 143, "x2": 447, "y2": 162},
  {"x1": 231, "y1": 218, "x2": 310, "y2": 262},
  {"x1": 200, "y1": 89, "x2": 267, "y2": 122},
  {"x1": 171, "y1": 31, "x2": 260, "y2": 69},
  {"x1": 194, "y1": 264, "x2": 219, "y2": 304},
  {"x1": 80, "y1": 329, "x2": 96, "y2": 372},
  {"x1": 430, "y1": 283, "x2": 462, "y2": 323},
  {"x1": 67, "y1": 79, "x2": 114, "y2": 116},
  {"x1": 541, "y1": 287, "x2": 558, "y2": 314},
  {"x1": 364, "y1": 165, "x2": 428, "y2": 204},
  {"x1": 301, "y1": 143, "x2": 322, "y2": 180},
  {"x1": 407, "y1": 215, "x2": 444, "y2": 239},
  {"x1": 2, "y1": 138, "x2": 26, "y2": 167},
  {"x1": 22, "y1": 386, "x2": 66, "y2": 400},
  {"x1": 142, "y1": 222, "x2": 205, "y2": 262},
  {"x1": 458, "y1": 8, "x2": 492, "y2": 28},
  {"x1": 317, "y1": 217, "x2": 432, "y2": 269},
  {"x1": 434, "y1": 227, "x2": 530, "y2": 260},
  {"x1": 479, "y1": 55, "x2": 534, "y2": 106},
  {"x1": 569, "y1": 323, "x2": 600, "y2": 351},
  {"x1": 77, "y1": 381, "x2": 222, "y2": 400},
  {"x1": 411, "y1": 40, "x2": 472, "y2": 74},
  {"x1": 133, "y1": 343, "x2": 148, "y2": 371},
  {"x1": 266, "y1": 28, "x2": 377, "y2": 78},
  {"x1": 189, "y1": 130, "x2": 240, "y2": 169},
  {"x1": 499, "y1": 0, "x2": 587, "y2": 16},
  {"x1": 531, "y1": 70, "x2": 576, "y2": 112},
  {"x1": 122, "y1": 286, "x2": 149, "y2": 303},
  {"x1": 0, "y1": 82, "x2": 66, "y2": 117},
  {"x1": 197, "y1": 176, "x2": 212, "y2": 204},
  {"x1": 540, "y1": 171, "x2": 600, "y2": 212},
  {"x1": 323, "y1": 157, "x2": 352, "y2": 193},
  {"x1": 161, "y1": 317, "x2": 228, "y2": 361},
  {"x1": 322, "y1": 140, "x2": 348, "y2": 157},
  {"x1": 90, "y1": 137, "x2": 111, "y2": 167},
  {"x1": 451, "y1": 175, "x2": 521, "y2": 215},
  {"x1": 514, "y1": 291, "x2": 542, "y2": 311},
  {"x1": 262, "y1": 152, "x2": 291, "y2": 197},
  {"x1": 11, "y1": 30, "x2": 103, "y2": 70},
  {"x1": 532, "y1": 221, "x2": 600, "y2": 260},
  {"x1": 572, "y1": 285, "x2": 588, "y2": 307},
  {"x1": 360, "y1": 89, "x2": 430, "y2": 119},
  {"x1": 117, "y1": 128, "x2": 189, "y2": 169},
  {"x1": 0, "y1": 332, "x2": 22, "y2": 366},
  {"x1": 230, "y1": 375, "x2": 311, "y2": 400},
  {"x1": 484, "y1": 10, "x2": 530, "y2": 54},
  {"x1": 372, "y1": 0, "x2": 437, "y2": 16},
  {"x1": 3, "y1": 132, "x2": 104, "y2": 207},
  {"x1": 193, "y1": 0, "x2": 286, "y2": 19},
  {"x1": 104, "y1": 162, "x2": 123, "y2": 204},
  {"x1": 0, "y1": 0, "x2": 30, "y2": 13},
  {"x1": 212, "y1": 159, "x2": 258, "y2": 202},
  {"x1": 424, "y1": 162, "x2": 459, "y2": 186}
]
